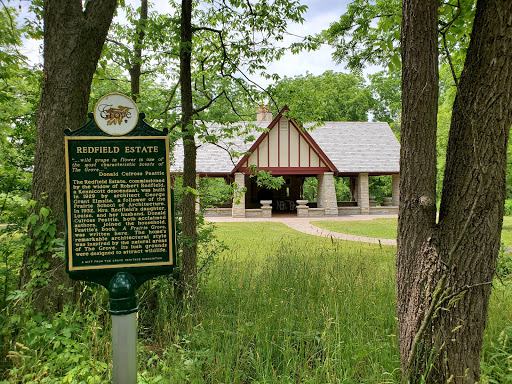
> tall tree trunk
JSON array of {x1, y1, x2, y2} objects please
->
[
  {"x1": 20, "y1": 0, "x2": 117, "y2": 314},
  {"x1": 397, "y1": 1, "x2": 512, "y2": 383},
  {"x1": 396, "y1": 0, "x2": 439, "y2": 376},
  {"x1": 129, "y1": 0, "x2": 147, "y2": 101},
  {"x1": 178, "y1": 0, "x2": 198, "y2": 301}
]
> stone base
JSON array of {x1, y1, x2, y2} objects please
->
[
  {"x1": 308, "y1": 208, "x2": 326, "y2": 216},
  {"x1": 261, "y1": 207, "x2": 272, "y2": 218},
  {"x1": 369, "y1": 206, "x2": 398, "y2": 214},
  {"x1": 246, "y1": 209, "x2": 262, "y2": 218},
  {"x1": 204, "y1": 208, "x2": 232, "y2": 217}
]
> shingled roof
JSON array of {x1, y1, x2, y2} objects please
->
[{"x1": 170, "y1": 117, "x2": 400, "y2": 176}]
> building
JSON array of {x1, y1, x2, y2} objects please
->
[{"x1": 170, "y1": 106, "x2": 400, "y2": 217}]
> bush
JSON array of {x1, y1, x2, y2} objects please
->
[{"x1": 505, "y1": 200, "x2": 512, "y2": 216}]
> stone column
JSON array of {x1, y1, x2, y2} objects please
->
[
  {"x1": 357, "y1": 173, "x2": 370, "y2": 214},
  {"x1": 317, "y1": 172, "x2": 338, "y2": 215},
  {"x1": 316, "y1": 173, "x2": 323, "y2": 208},
  {"x1": 232, "y1": 172, "x2": 246, "y2": 218},
  {"x1": 260, "y1": 200, "x2": 272, "y2": 218},
  {"x1": 392, "y1": 174, "x2": 400, "y2": 206},
  {"x1": 296, "y1": 200, "x2": 309, "y2": 217},
  {"x1": 195, "y1": 175, "x2": 200, "y2": 214}
]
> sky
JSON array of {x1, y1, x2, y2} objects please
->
[
  {"x1": 264, "y1": 0, "x2": 352, "y2": 81},
  {"x1": 16, "y1": 0, "x2": 371, "y2": 84}
]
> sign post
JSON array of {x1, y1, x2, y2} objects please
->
[{"x1": 64, "y1": 93, "x2": 175, "y2": 383}]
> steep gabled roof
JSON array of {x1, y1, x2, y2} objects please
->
[
  {"x1": 308, "y1": 122, "x2": 400, "y2": 174},
  {"x1": 170, "y1": 110, "x2": 400, "y2": 176},
  {"x1": 232, "y1": 107, "x2": 338, "y2": 175}
]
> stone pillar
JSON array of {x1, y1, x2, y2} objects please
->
[
  {"x1": 316, "y1": 173, "x2": 324, "y2": 208},
  {"x1": 357, "y1": 173, "x2": 370, "y2": 214},
  {"x1": 392, "y1": 174, "x2": 400, "y2": 206},
  {"x1": 232, "y1": 172, "x2": 246, "y2": 218},
  {"x1": 317, "y1": 172, "x2": 338, "y2": 215},
  {"x1": 296, "y1": 200, "x2": 309, "y2": 217},
  {"x1": 195, "y1": 175, "x2": 200, "y2": 214},
  {"x1": 260, "y1": 200, "x2": 272, "y2": 218}
]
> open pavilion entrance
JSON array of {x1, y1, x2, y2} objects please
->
[{"x1": 172, "y1": 105, "x2": 400, "y2": 218}]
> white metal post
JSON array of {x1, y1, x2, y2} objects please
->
[{"x1": 112, "y1": 312, "x2": 137, "y2": 384}]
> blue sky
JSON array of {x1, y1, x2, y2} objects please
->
[
  {"x1": 16, "y1": 1, "x2": 377, "y2": 83},
  {"x1": 264, "y1": 0, "x2": 352, "y2": 82}
]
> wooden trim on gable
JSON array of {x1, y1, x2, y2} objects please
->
[
  {"x1": 289, "y1": 119, "x2": 338, "y2": 173},
  {"x1": 232, "y1": 105, "x2": 338, "y2": 175}
]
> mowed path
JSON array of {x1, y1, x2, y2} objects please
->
[{"x1": 205, "y1": 213, "x2": 398, "y2": 246}]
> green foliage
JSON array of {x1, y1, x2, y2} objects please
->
[
  {"x1": 322, "y1": 0, "x2": 401, "y2": 72},
  {"x1": 302, "y1": 177, "x2": 317, "y2": 201},
  {"x1": 269, "y1": 71, "x2": 374, "y2": 122},
  {"x1": 368, "y1": 70, "x2": 401, "y2": 131},
  {"x1": 0, "y1": 7, "x2": 39, "y2": 215},
  {"x1": 197, "y1": 177, "x2": 233, "y2": 207},
  {"x1": 335, "y1": 177, "x2": 351, "y2": 201},
  {"x1": 248, "y1": 165, "x2": 285, "y2": 190},
  {"x1": 495, "y1": 245, "x2": 512, "y2": 282},
  {"x1": 5, "y1": 291, "x2": 111, "y2": 383},
  {"x1": 505, "y1": 200, "x2": 512, "y2": 216},
  {"x1": 501, "y1": 217, "x2": 512, "y2": 249},
  {"x1": 1, "y1": 221, "x2": 512, "y2": 381},
  {"x1": 480, "y1": 326, "x2": 512, "y2": 384},
  {"x1": 323, "y1": 0, "x2": 475, "y2": 73},
  {"x1": 302, "y1": 176, "x2": 391, "y2": 204},
  {"x1": 369, "y1": 175, "x2": 392, "y2": 204}
]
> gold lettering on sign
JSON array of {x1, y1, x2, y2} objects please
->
[{"x1": 98, "y1": 104, "x2": 133, "y2": 125}]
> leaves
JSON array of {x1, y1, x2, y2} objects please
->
[
  {"x1": 269, "y1": 70, "x2": 375, "y2": 123},
  {"x1": 323, "y1": 0, "x2": 476, "y2": 75}
]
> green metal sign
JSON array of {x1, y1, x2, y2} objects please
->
[{"x1": 65, "y1": 95, "x2": 175, "y2": 289}]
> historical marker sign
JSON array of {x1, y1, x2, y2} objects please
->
[{"x1": 65, "y1": 93, "x2": 174, "y2": 280}]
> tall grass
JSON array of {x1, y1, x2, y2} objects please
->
[
  {"x1": 3, "y1": 222, "x2": 512, "y2": 383},
  {"x1": 138, "y1": 223, "x2": 400, "y2": 383}
]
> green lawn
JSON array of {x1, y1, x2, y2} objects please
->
[
  {"x1": 312, "y1": 217, "x2": 512, "y2": 247},
  {"x1": 311, "y1": 218, "x2": 398, "y2": 239},
  {"x1": 501, "y1": 216, "x2": 512, "y2": 247}
]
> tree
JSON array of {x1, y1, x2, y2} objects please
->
[
  {"x1": 20, "y1": 0, "x2": 117, "y2": 313},
  {"x1": 0, "y1": 6, "x2": 38, "y2": 215},
  {"x1": 269, "y1": 71, "x2": 374, "y2": 122},
  {"x1": 367, "y1": 70, "x2": 401, "y2": 129},
  {"x1": 174, "y1": 0, "x2": 307, "y2": 299},
  {"x1": 101, "y1": 0, "x2": 175, "y2": 104},
  {"x1": 398, "y1": 2, "x2": 512, "y2": 384}
]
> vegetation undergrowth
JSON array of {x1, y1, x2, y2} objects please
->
[{"x1": 1, "y1": 221, "x2": 512, "y2": 383}]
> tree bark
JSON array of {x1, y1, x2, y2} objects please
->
[
  {"x1": 20, "y1": 0, "x2": 117, "y2": 313},
  {"x1": 396, "y1": 0, "x2": 439, "y2": 376},
  {"x1": 178, "y1": 0, "x2": 198, "y2": 301},
  {"x1": 397, "y1": 1, "x2": 512, "y2": 383},
  {"x1": 129, "y1": 0, "x2": 147, "y2": 101}
]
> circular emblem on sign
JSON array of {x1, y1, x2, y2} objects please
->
[{"x1": 94, "y1": 93, "x2": 139, "y2": 136}]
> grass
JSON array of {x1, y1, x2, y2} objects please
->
[
  {"x1": 313, "y1": 216, "x2": 512, "y2": 247},
  {"x1": 4, "y1": 221, "x2": 512, "y2": 383},
  {"x1": 311, "y1": 218, "x2": 398, "y2": 239},
  {"x1": 501, "y1": 216, "x2": 512, "y2": 247}
]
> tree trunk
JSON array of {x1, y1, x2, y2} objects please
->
[
  {"x1": 20, "y1": 0, "x2": 117, "y2": 314},
  {"x1": 397, "y1": 1, "x2": 512, "y2": 383},
  {"x1": 128, "y1": 0, "x2": 147, "y2": 101},
  {"x1": 396, "y1": 0, "x2": 439, "y2": 376},
  {"x1": 178, "y1": 0, "x2": 198, "y2": 301}
]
